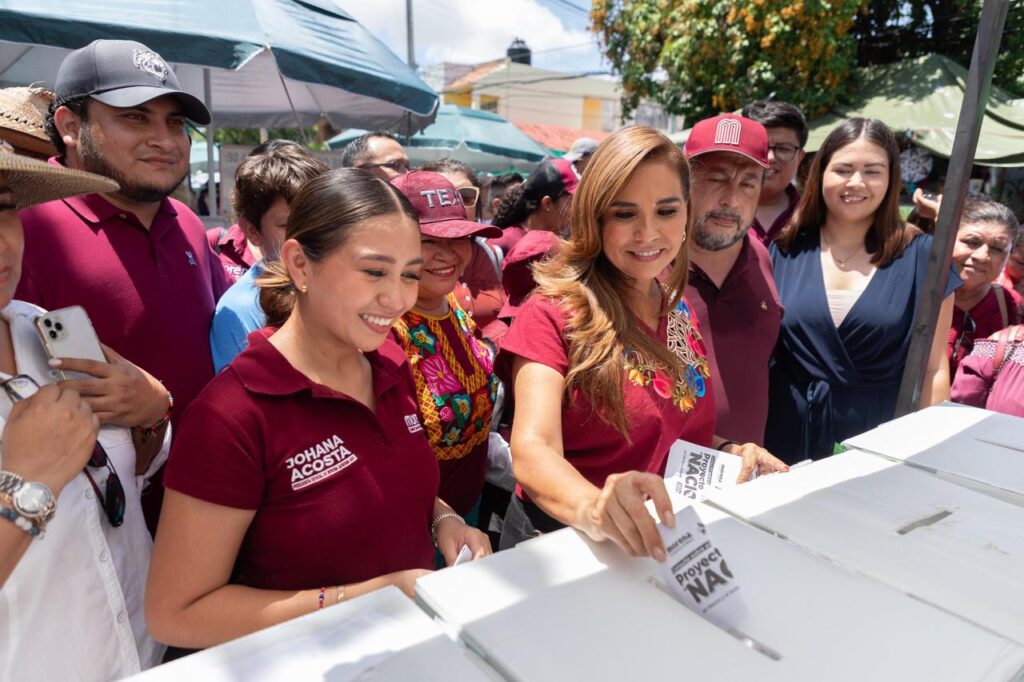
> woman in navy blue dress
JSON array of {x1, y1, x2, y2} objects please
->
[{"x1": 766, "y1": 119, "x2": 960, "y2": 462}]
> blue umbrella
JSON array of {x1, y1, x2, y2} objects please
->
[
  {"x1": 328, "y1": 104, "x2": 548, "y2": 172},
  {"x1": 0, "y1": 0, "x2": 438, "y2": 130}
]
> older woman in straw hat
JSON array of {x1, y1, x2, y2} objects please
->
[
  {"x1": 0, "y1": 86, "x2": 58, "y2": 160},
  {"x1": 0, "y1": 145, "x2": 168, "y2": 679}
]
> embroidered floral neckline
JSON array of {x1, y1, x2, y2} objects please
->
[{"x1": 624, "y1": 298, "x2": 709, "y2": 413}]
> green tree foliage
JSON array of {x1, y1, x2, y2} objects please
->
[
  {"x1": 592, "y1": 0, "x2": 863, "y2": 123},
  {"x1": 592, "y1": 0, "x2": 1023, "y2": 124},
  {"x1": 852, "y1": 0, "x2": 1023, "y2": 96}
]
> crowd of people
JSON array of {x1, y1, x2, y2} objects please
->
[{"x1": 0, "y1": 37, "x2": 1022, "y2": 680}]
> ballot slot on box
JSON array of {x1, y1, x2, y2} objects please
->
[
  {"x1": 705, "y1": 449, "x2": 1024, "y2": 649},
  {"x1": 416, "y1": 500, "x2": 1024, "y2": 681}
]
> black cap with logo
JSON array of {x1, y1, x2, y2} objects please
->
[{"x1": 55, "y1": 40, "x2": 211, "y2": 125}]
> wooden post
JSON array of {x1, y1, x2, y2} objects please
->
[{"x1": 894, "y1": 0, "x2": 1011, "y2": 415}]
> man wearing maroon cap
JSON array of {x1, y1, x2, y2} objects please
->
[
  {"x1": 683, "y1": 114, "x2": 783, "y2": 446},
  {"x1": 15, "y1": 39, "x2": 231, "y2": 531},
  {"x1": 390, "y1": 171, "x2": 504, "y2": 521}
]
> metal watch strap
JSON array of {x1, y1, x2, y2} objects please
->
[{"x1": 0, "y1": 471, "x2": 25, "y2": 496}]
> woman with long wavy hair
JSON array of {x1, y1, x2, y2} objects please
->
[{"x1": 497, "y1": 126, "x2": 787, "y2": 558}]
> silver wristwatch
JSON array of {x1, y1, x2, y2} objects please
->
[{"x1": 0, "y1": 471, "x2": 56, "y2": 528}]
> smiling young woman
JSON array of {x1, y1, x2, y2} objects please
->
[
  {"x1": 495, "y1": 126, "x2": 786, "y2": 558},
  {"x1": 767, "y1": 118, "x2": 962, "y2": 462},
  {"x1": 146, "y1": 169, "x2": 490, "y2": 650}
]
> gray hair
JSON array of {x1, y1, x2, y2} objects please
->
[{"x1": 960, "y1": 193, "x2": 1020, "y2": 247}]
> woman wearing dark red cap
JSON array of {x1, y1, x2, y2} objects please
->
[
  {"x1": 390, "y1": 171, "x2": 503, "y2": 521},
  {"x1": 147, "y1": 169, "x2": 490, "y2": 649},
  {"x1": 498, "y1": 127, "x2": 786, "y2": 557}
]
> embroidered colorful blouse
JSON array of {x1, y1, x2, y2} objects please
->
[
  {"x1": 497, "y1": 294, "x2": 717, "y2": 503},
  {"x1": 392, "y1": 293, "x2": 499, "y2": 515}
]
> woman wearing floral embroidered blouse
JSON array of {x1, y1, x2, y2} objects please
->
[
  {"x1": 497, "y1": 126, "x2": 788, "y2": 558},
  {"x1": 390, "y1": 171, "x2": 502, "y2": 519}
]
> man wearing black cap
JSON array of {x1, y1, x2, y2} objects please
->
[{"x1": 16, "y1": 40, "x2": 231, "y2": 532}]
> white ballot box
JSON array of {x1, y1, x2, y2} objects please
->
[
  {"x1": 124, "y1": 586, "x2": 495, "y2": 682},
  {"x1": 843, "y1": 402, "x2": 1024, "y2": 506},
  {"x1": 707, "y1": 449, "x2": 1024, "y2": 647},
  {"x1": 416, "y1": 504, "x2": 1024, "y2": 681}
]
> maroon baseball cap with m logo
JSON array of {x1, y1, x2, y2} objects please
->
[{"x1": 684, "y1": 114, "x2": 769, "y2": 168}]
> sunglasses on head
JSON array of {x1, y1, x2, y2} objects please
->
[
  {"x1": 1, "y1": 374, "x2": 124, "y2": 527},
  {"x1": 457, "y1": 186, "x2": 480, "y2": 207}
]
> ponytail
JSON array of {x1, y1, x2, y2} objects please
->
[
  {"x1": 492, "y1": 184, "x2": 537, "y2": 228},
  {"x1": 257, "y1": 261, "x2": 298, "y2": 329}
]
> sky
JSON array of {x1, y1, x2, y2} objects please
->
[{"x1": 339, "y1": 0, "x2": 607, "y2": 75}]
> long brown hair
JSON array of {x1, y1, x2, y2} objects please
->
[
  {"x1": 258, "y1": 168, "x2": 418, "y2": 327},
  {"x1": 533, "y1": 125, "x2": 690, "y2": 438},
  {"x1": 777, "y1": 117, "x2": 906, "y2": 266}
]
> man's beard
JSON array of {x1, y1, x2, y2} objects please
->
[
  {"x1": 78, "y1": 126, "x2": 187, "y2": 204},
  {"x1": 692, "y1": 210, "x2": 748, "y2": 252}
]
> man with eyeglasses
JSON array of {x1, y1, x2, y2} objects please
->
[
  {"x1": 740, "y1": 100, "x2": 807, "y2": 246},
  {"x1": 341, "y1": 130, "x2": 411, "y2": 180}
]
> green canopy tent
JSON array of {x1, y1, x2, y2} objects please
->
[
  {"x1": 328, "y1": 104, "x2": 548, "y2": 172},
  {"x1": 805, "y1": 54, "x2": 1024, "y2": 166}
]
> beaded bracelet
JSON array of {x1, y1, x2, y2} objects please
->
[
  {"x1": 318, "y1": 587, "x2": 326, "y2": 610},
  {"x1": 0, "y1": 505, "x2": 42, "y2": 539},
  {"x1": 430, "y1": 511, "x2": 463, "y2": 546},
  {"x1": 133, "y1": 391, "x2": 174, "y2": 442}
]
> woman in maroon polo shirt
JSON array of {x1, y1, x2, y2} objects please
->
[
  {"x1": 498, "y1": 126, "x2": 787, "y2": 558},
  {"x1": 147, "y1": 169, "x2": 490, "y2": 649},
  {"x1": 947, "y1": 195, "x2": 1021, "y2": 373}
]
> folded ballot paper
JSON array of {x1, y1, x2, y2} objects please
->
[
  {"x1": 663, "y1": 439, "x2": 751, "y2": 505},
  {"x1": 657, "y1": 505, "x2": 750, "y2": 630}
]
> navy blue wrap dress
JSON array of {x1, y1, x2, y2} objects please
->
[{"x1": 766, "y1": 229, "x2": 961, "y2": 462}]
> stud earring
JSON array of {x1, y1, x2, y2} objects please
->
[{"x1": 300, "y1": 284, "x2": 309, "y2": 293}]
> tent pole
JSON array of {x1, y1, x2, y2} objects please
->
[
  {"x1": 203, "y1": 68, "x2": 218, "y2": 218},
  {"x1": 894, "y1": 0, "x2": 1010, "y2": 416}
]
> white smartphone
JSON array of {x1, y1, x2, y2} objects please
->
[{"x1": 34, "y1": 306, "x2": 107, "y2": 381}]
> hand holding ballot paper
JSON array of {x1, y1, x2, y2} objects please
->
[{"x1": 665, "y1": 440, "x2": 788, "y2": 507}]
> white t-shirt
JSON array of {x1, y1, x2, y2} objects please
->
[{"x1": 0, "y1": 300, "x2": 168, "y2": 681}]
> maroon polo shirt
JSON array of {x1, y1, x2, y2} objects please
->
[
  {"x1": 751, "y1": 184, "x2": 801, "y2": 246},
  {"x1": 685, "y1": 233, "x2": 783, "y2": 445},
  {"x1": 164, "y1": 330, "x2": 439, "y2": 590},
  {"x1": 17, "y1": 186, "x2": 231, "y2": 429},
  {"x1": 206, "y1": 223, "x2": 256, "y2": 281}
]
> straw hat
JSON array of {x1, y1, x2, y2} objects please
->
[
  {"x1": 0, "y1": 86, "x2": 58, "y2": 158},
  {"x1": 0, "y1": 144, "x2": 118, "y2": 210}
]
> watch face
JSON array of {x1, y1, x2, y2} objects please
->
[{"x1": 14, "y1": 483, "x2": 52, "y2": 516}]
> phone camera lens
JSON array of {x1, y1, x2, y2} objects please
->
[
  {"x1": 54, "y1": 322, "x2": 63, "y2": 332},
  {"x1": 43, "y1": 319, "x2": 52, "y2": 328},
  {"x1": 48, "y1": 330, "x2": 57, "y2": 339}
]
